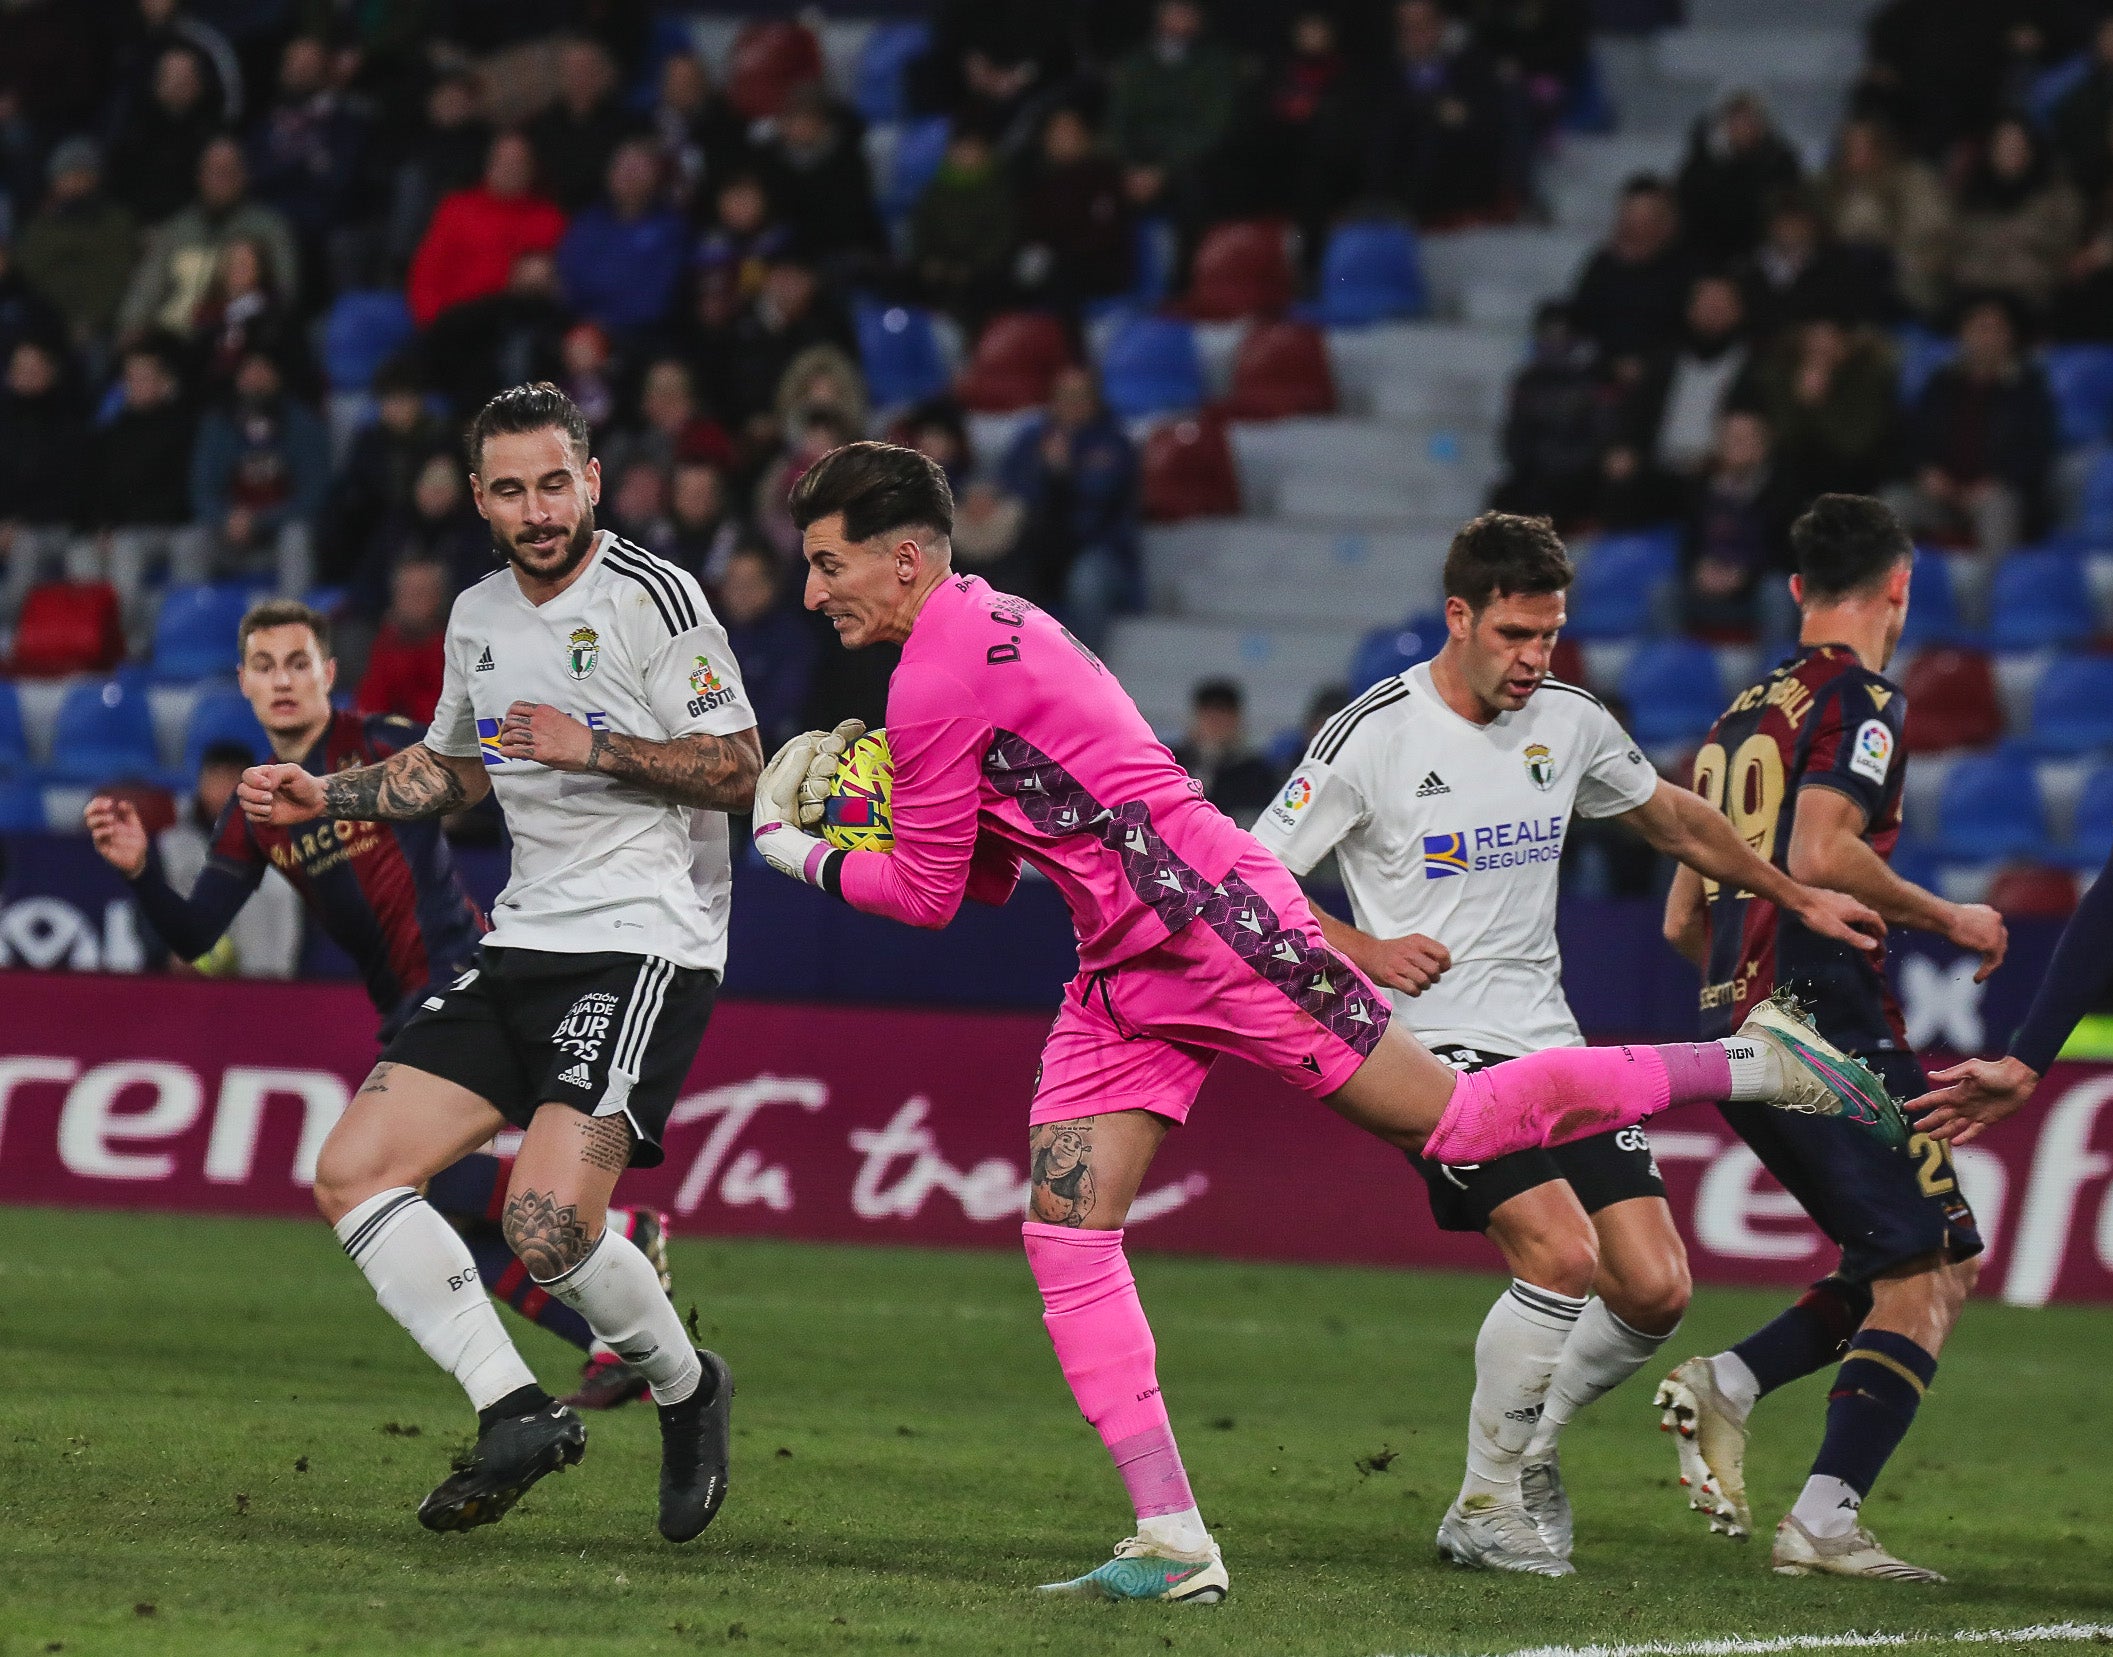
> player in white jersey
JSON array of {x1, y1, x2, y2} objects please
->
[
  {"x1": 238, "y1": 384, "x2": 761, "y2": 1542},
  {"x1": 1254, "y1": 513, "x2": 1884, "y2": 1576}
]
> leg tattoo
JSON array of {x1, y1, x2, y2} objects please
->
[
  {"x1": 503, "y1": 1190, "x2": 595, "y2": 1280},
  {"x1": 577, "y1": 1111, "x2": 632, "y2": 1174},
  {"x1": 1029, "y1": 1119, "x2": 1097, "y2": 1227},
  {"x1": 357, "y1": 1062, "x2": 395, "y2": 1096}
]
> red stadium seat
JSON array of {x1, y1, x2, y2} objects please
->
[
  {"x1": 727, "y1": 22, "x2": 823, "y2": 121},
  {"x1": 10, "y1": 580, "x2": 124, "y2": 677},
  {"x1": 1550, "y1": 634, "x2": 1587, "y2": 691},
  {"x1": 1901, "y1": 647, "x2": 2004, "y2": 753},
  {"x1": 1183, "y1": 220, "x2": 1296, "y2": 322},
  {"x1": 1987, "y1": 863, "x2": 2078, "y2": 919},
  {"x1": 1142, "y1": 413, "x2": 1240, "y2": 522},
  {"x1": 954, "y1": 313, "x2": 1075, "y2": 413},
  {"x1": 1221, "y1": 320, "x2": 1336, "y2": 420}
]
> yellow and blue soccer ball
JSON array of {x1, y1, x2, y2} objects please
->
[{"x1": 819, "y1": 729, "x2": 893, "y2": 852}]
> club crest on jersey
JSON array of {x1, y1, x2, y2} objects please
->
[
  {"x1": 1524, "y1": 742, "x2": 1556, "y2": 790},
  {"x1": 687, "y1": 653, "x2": 737, "y2": 717},
  {"x1": 566, "y1": 624, "x2": 599, "y2": 680}
]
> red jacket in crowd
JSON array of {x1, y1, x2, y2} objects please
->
[
  {"x1": 356, "y1": 623, "x2": 447, "y2": 723},
  {"x1": 407, "y1": 185, "x2": 567, "y2": 326}
]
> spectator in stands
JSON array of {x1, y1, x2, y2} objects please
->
[
  {"x1": 694, "y1": 172, "x2": 793, "y2": 318},
  {"x1": 118, "y1": 137, "x2": 300, "y2": 340},
  {"x1": 1754, "y1": 314, "x2": 1901, "y2": 498},
  {"x1": 1105, "y1": 0, "x2": 1244, "y2": 233},
  {"x1": 189, "y1": 347, "x2": 329, "y2": 595},
  {"x1": 720, "y1": 254, "x2": 854, "y2": 432},
  {"x1": 91, "y1": 333, "x2": 206, "y2": 613},
  {"x1": 603, "y1": 357, "x2": 733, "y2": 484},
  {"x1": 419, "y1": 247, "x2": 571, "y2": 417},
  {"x1": 753, "y1": 407, "x2": 859, "y2": 559},
  {"x1": 715, "y1": 541, "x2": 816, "y2": 751},
  {"x1": 1682, "y1": 408, "x2": 1798, "y2": 638},
  {"x1": 1890, "y1": 293, "x2": 2057, "y2": 553},
  {"x1": 17, "y1": 139, "x2": 140, "y2": 352},
  {"x1": 109, "y1": 0, "x2": 242, "y2": 134},
  {"x1": 1368, "y1": 0, "x2": 1513, "y2": 226},
  {"x1": 1858, "y1": 0, "x2": 2019, "y2": 160},
  {"x1": 1490, "y1": 301, "x2": 1609, "y2": 527},
  {"x1": 899, "y1": 397, "x2": 973, "y2": 492},
  {"x1": 607, "y1": 458, "x2": 673, "y2": 547},
  {"x1": 1171, "y1": 677, "x2": 1280, "y2": 826},
  {"x1": 355, "y1": 557, "x2": 450, "y2": 724},
  {"x1": 753, "y1": 83, "x2": 886, "y2": 272},
  {"x1": 664, "y1": 457, "x2": 740, "y2": 585},
  {"x1": 557, "y1": 320, "x2": 618, "y2": 432},
  {"x1": 1946, "y1": 116, "x2": 2083, "y2": 315},
  {"x1": 155, "y1": 739, "x2": 300, "y2": 979},
  {"x1": 385, "y1": 70, "x2": 491, "y2": 269},
  {"x1": 910, "y1": 124, "x2": 1019, "y2": 326},
  {"x1": 913, "y1": 0, "x2": 1074, "y2": 139},
  {"x1": 950, "y1": 474, "x2": 1031, "y2": 597},
  {"x1": 246, "y1": 33, "x2": 375, "y2": 286},
  {"x1": 0, "y1": 237, "x2": 66, "y2": 369},
  {"x1": 358, "y1": 450, "x2": 490, "y2": 610},
  {"x1": 2051, "y1": 186, "x2": 2113, "y2": 341},
  {"x1": 649, "y1": 50, "x2": 748, "y2": 214},
  {"x1": 1740, "y1": 188, "x2": 1896, "y2": 335},
  {"x1": 1570, "y1": 175, "x2": 1695, "y2": 360},
  {"x1": 1256, "y1": 11, "x2": 1366, "y2": 242},
  {"x1": 530, "y1": 35, "x2": 637, "y2": 214},
  {"x1": 2052, "y1": 16, "x2": 2113, "y2": 206},
  {"x1": 1818, "y1": 115, "x2": 1951, "y2": 318},
  {"x1": 106, "y1": 44, "x2": 222, "y2": 226},
  {"x1": 1676, "y1": 91, "x2": 1803, "y2": 264},
  {"x1": 999, "y1": 363, "x2": 1140, "y2": 649},
  {"x1": 773, "y1": 341, "x2": 870, "y2": 442},
  {"x1": 0, "y1": 336, "x2": 87, "y2": 617},
  {"x1": 1015, "y1": 106, "x2": 1132, "y2": 309},
  {"x1": 322, "y1": 360, "x2": 448, "y2": 583},
  {"x1": 1647, "y1": 273, "x2": 1755, "y2": 478},
  {"x1": 1467, "y1": 0, "x2": 1591, "y2": 100},
  {"x1": 557, "y1": 137, "x2": 687, "y2": 337},
  {"x1": 406, "y1": 131, "x2": 566, "y2": 328},
  {"x1": 188, "y1": 238, "x2": 309, "y2": 401}
]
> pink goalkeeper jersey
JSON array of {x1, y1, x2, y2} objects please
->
[{"x1": 839, "y1": 574, "x2": 1254, "y2": 968}]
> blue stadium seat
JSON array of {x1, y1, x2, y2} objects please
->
[
  {"x1": 0, "y1": 679, "x2": 27, "y2": 773},
  {"x1": 854, "y1": 21, "x2": 930, "y2": 124},
  {"x1": 2077, "y1": 447, "x2": 2113, "y2": 541},
  {"x1": 1561, "y1": 49, "x2": 1616, "y2": 133},
  {"x1": 1896, "y1": 327, "x2": 1954, "y2": 403},
  {"x1": 2043, "y1": 345, "x2": 2113, "y2": 450},
  {"x1": 852, "y1": 297, "x2": 949, "y2": 408},
  {"x1": 1619, "y1": 639, "x2": 1725, "y2": 746},
  {"x1": 181, "y1": 686, "x2": 272, "y2": 781},
  {"x1": 1989, "y1": 550, "x2": 2097, "y2": 651},
  {"x1": 47, "y1": 676, "x2": 164, "y2": 786},
  {"x1": 322, "y1": 290, "x2": 414, "y2": 393},
  {"x1": 1566, "y1": 528, "x2": 1680, "y2": 640},
  {"x1": 878, "y1": 115, "x2": 949, "y2": 221},
  {"x1": 1099, "y1": 315, "x2": 1204, "y2": 419},
  {"x1": 1933, "y1": 750, "x2": 2050, "y2": 861},
  {"x1": 151, "y1": 582, "x2": 258, "y2": 682},
  {"x1": 2069, "y1": 763, "x2": 2113, "y2": 864},
  {"x1": 2027, "y1": 651, "x2": 2113, "y2": 754},
  {"x1": 1897, "y1": 550, "x2": 1971, "y2": 649},
  {"x1": 2027, "y1": 51, "x2": 2095, "y2": 129},
  {"x1": 1308, "y1": 221, "x2": 1428, "y2": 328},
  {"x1": 1347, "y1": 610, "x2": 1445, "y2": 695},
  {"x1": 0, "y1": 775, "x2": 45, "y2": 831}
]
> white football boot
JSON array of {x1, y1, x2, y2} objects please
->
[
  {"x1": 1654, "y1": 1357, "x2": 1752, "y2": 1538},
  {"x1": 1772, "y1": 1513, "x2": 1948, "y2": 1583},
  {"x1": 1519, "y1": 1453, "x2": 1575, "y2": 1561},
  {"x1": 1436, "y1": 1494, "x2": 1576, "y2": 1577}
]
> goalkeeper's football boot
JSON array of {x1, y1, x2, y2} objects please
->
[
  {"x1": 616, "y1": 1207, "x2": 674, "y2": 1295},
  {"x1": 657, "y1": 1348, "x2": 732, "y2": 1542},
  {"x1": 1037, "y1": 1535, "x2": 1229, "y2": 1603},
  {"x1": 562, "y1": 1351, "x2": 651, "y2": 1411},
  {"x1": 417, "y1": 1398, "x2": 585, "y2": 1532},
  {"x1": 1738, "y1": 993, "x2": 1910, "y2": 1150},
  {"x1": 1771, "y1": 1513, "x2": 1947, "y2": 1583},
  {"x1": 1654, "y1": 1356, "x2": 1752, "y2": 1538},
  {"x1": 1520, "y1": 1453, "x2": 1575, "y2": 1561},
  {"x1": 1436, "y1": 1494, "x2": 1575, "y2": 1577}
]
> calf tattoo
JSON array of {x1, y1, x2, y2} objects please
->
[
  {"x1": 503, "y1": 1190, "x2": 594, "y2": 1279},
  {"x1": 1029, "y1": 1119, "x2": 1096, "y2": 1227}
]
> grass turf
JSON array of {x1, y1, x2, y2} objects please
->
[{"x1": 1, "y1": 1207, "x2": 2109, "y2": 1657}]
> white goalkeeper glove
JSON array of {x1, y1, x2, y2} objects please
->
[{"x1": 752, "y1": 720, "x2": 865, "y2": 889}]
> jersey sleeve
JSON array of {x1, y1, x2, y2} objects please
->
[
  {"x1": 1573, "y1": 699, "x2": 1662, "y2": 819},
  {"x1": 129, "y1": 802, "x2": 268, "y2": 961},
  {"x1": 631, "y1": 570, "x2": 758, "y2": 739},
  {"x1": 1249, "y1": 745, "x2": 1371, "y2": 877},
  {"x1": 837, "y1": 662, "x2": 992, "y2": 930},
  {"x1": 423, "y1": 612, "x2": 479, "y2": 758},
  {"x1": 1800, "y1": 672, "x2": 1906, "y2": 826},
  {"x1": 963, "y1": 830, "x2": 1025, "y2": 907}
]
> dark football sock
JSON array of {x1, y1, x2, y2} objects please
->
[
  {"x1": 424, "y1": 1152, "x2": 511, "y2": 1226},
  {"x1": 462, "y1": 1231, "x2": 596, "y2": 1354},
  {"x1": 1811, "y1": 1329, "x2": 1937, "y2": 1496},
  {"x1": 1731, "y1": 1276, "x2": 1873, "y2": 1396},
  {"x1": 477, "y1": 1383, "x2": 555, "y2": 1436}
]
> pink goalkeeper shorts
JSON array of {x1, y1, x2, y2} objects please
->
[{"x1": 1030, "y1": 849, "x2": 1391, "y2": 1127}]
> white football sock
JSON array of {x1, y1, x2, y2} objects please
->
[
  {"x1": 1717, "y1": 1036, "x2": 1782, "y2": 1101},
  {"x1": 1790, "y1": 1473, "x2": 1864, "y2": 1538},
  {"x1": 1525, "y1": 1299, "x2": 1676, "y2": 1462},
  {"x1": 1139, "y1": 1506, "x2": 1211, "y2": 1555},
  {"x1": 537, "y1": 1227, "x2": 703, "y2": 1405},
  {"x1": 1709, "y1": 1350, "x2": 1762, "y2": 1420},
  {"x1": 1460, "y1": 1279, "x2": 1587, "y2": 1503},
  {"x1": 334, "y1": 1187, "x2": 538, "y2": 1412}
]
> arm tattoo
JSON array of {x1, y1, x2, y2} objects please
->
[
  {"x1": 321, "y1": 745, "x2": 479, "y2": 821},
  {"x1": 586, "y1": 726, "x2": 761, "y2": 812},
  {"x1": 502, "y1": 1189, "x2": 596, "y2": 1279},
  {"x1": 1028, "y1": 1119, "x2": 1097, "y2": 1228}
]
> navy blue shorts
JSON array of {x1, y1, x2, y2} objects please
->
[{"x1": 1716, "y1": 1049, "x2": 1982, "y2": 1282}]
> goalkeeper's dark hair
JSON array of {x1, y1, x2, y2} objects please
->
[
  {"x1": 1791, "y1": 493, "x2": 1912, "y2": 602},
  {"x1": 238, "y1": 597, "x2": 332, "y2": 660},
  {"x1": 1443, "y1": 512, "x2": 1573, "y2": 613},
  {"x1": 465, "y1": 381, "x2": 592, "y2": 470},
  {"x1": 787, "y1": 440, "x2": 954, "y2": 545}
]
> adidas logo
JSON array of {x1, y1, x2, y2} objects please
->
[
  {"x1": 476, "y1": 646, "x2": 495, "y2": 672},
  {"x1": 558, "y1": 1062, "x2": 591, "y2": 1088},
  {"x1": 1415, "y1": 771, "x2": 1450, "y2": 797}
]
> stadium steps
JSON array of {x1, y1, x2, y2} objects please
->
[
  {"x1": 1226, "y1": 418, "x2": 1495, "y2": 519},
  {"x1": 1327, "y1": 323, "x2": 1519, "y2": 427},
  {"x1": 1103, "y1": 618, "x2": 1368, "y2": 736},
  {"x1": 1143, "y1": 520, "x2": 1452, "y2": 627}
]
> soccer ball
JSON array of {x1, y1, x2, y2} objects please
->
[{"x1": 820, "y1": 729, "x2": 893, "y2": 853}]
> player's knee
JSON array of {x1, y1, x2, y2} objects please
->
[
  {"x1": 1603, "y1": 1254, "x2": 1691, "y2": 1334},
  {"x1": 311, "y1": 1135, "x2": 386, "y2": 1225},
  {"x1": 1510, "y1": 1230, "x2": 1599, "y2": 1300}
]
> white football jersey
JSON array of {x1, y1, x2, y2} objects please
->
[
  {"x1": 425, "y1": 531, "x2": 757, "y2": 973},
  {"x1": 1251, "y1": 662, "x2": 1658, "y2": 1056}
]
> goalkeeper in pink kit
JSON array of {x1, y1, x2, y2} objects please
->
[{"x1": 751, "y1": 443, "x2": 1899, "y2": 1604}]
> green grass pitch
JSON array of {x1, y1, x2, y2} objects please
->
[{"x1": 2, "y1": 1207, "x2": 2109, "y2": 1657}]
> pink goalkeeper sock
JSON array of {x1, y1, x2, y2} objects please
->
[
  {"x1": 1422, "y1": 1042, "x2": 1732, "y2": 1165},
  {"x1": 1023, "y1": 1222, "x2": 1196, "y2": 1520}
]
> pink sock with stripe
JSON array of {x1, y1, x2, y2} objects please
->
[{"x1": 1422, "y1": 1042, "x2": 1732, "y2": 1165}]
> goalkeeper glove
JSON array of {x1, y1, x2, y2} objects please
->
[{"x1": 753, "y1": 720, "x2": 865, "y2": 890}]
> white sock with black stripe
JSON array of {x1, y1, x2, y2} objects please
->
[
  {"x1": 333, "y1": 1187, "x2": 539, "y2": 1412},
  {"x1": 1459, "y1": 1279, "x2": 1589, "y2": 1504},
  {"x1": 1525, "y1": 1299, "x2": 1678, "y2": 1462},
  {"x1": 537, "y1": 1228, "x2": 703, "y2": 1405}
]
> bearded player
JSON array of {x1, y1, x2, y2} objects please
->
[{"x1": 751, "y1": 442, "x2": 1900, "y2": 1605}]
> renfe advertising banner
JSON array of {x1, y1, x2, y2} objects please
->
[{"x1": 2, "y1": 971, "x2": 2109, "y2": 1305}]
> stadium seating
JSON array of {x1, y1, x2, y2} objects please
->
[
  {"x1": 1902, "y1": 647, "x2": 2004, "y2": 752},
  {"x1": 1099, "y1": 315, "x2": 1205, "y2": 420},
  {"x1": 1987, "y1": 862, "x2": 2079, "y2": 917},
  {"x1": 1990, "y1": 550, "x2": 2097, "y2": 651},
  {"x1": 1183, "y1": 220, "x2": 1296, "y2": 322},
  {"x1": 0, "y1": 774, "x2": 44, "y2": 831},
  {"x1": 876, "y1": 116, "x2": 950, "y2": 222},
  {"x1": 953, "y1": 312, "x2": 1073, "y2": 413},
  {"x1": 727, "y1": 20, "x2": 823, "y2": 120},
  {"x1": 2025, "y1": 651, "x2": 2113, "y2": 753},
  {"x1": 1565, "y1": 529, "x2": 1680, "y2": 640},
  {"x1": 1897, "y1": 552, "x2": 1971, "y2": 649},
  {"x1": 150, "y1": 583, "x2": 257, "y2": 683},
  {"x1": 1222, "y1": 320, "x2": 1336, "y2": 421},
  {"x1": 1141, "y1": 414, "x2": 1240, "y2": 522},
  {"x1": 1308, "y1": 221, "x2": 1429, "y2": 327},
  {"x1": 0, "y1": 679, "x2": 27, "y2": 773},
  {"x1": 46, "y1": 676, "x2": 164, "y2": 787},
  {"x1": 1895, "y1": 328, "x2": 1953, "y2": 403},
  {"x1": 1619, "y1": 639, "x2": 1725, "y2": 746},
  {"x1": 321, "y1": 291, "x2": 414, "y2": 393},
  {"x1": 1931, "y1": 751, "x2": 2050, "y2": 861},
  {"x1": 1348, "y1": 610, "x2": 1446, "y2": 694},
  {"x1": 2075, "y1": 447, "x2": 2113, "y2": 542},
  {"x1": 2068, "y1": 763, "x2": 2113, "y2": 863},
  {"x1": 2044, "y1": 344, "x2": 2113, "y2": 450},
  {"x1": 10, "y1": 581, "x2": 125, "y2": 677},
  {"x1": 180, "y1": 687, "x2": 272, "y2": 781},
  {"x1": 853, "y1": 298, "x2": 950, "y2": 408},
  {"x1": 853, "y1": 20, "x2": 929, "y2": 123}
]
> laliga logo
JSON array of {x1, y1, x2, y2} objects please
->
[{"x1": 1280, "y1": 776, "x2": 1313, "y2": 813}]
